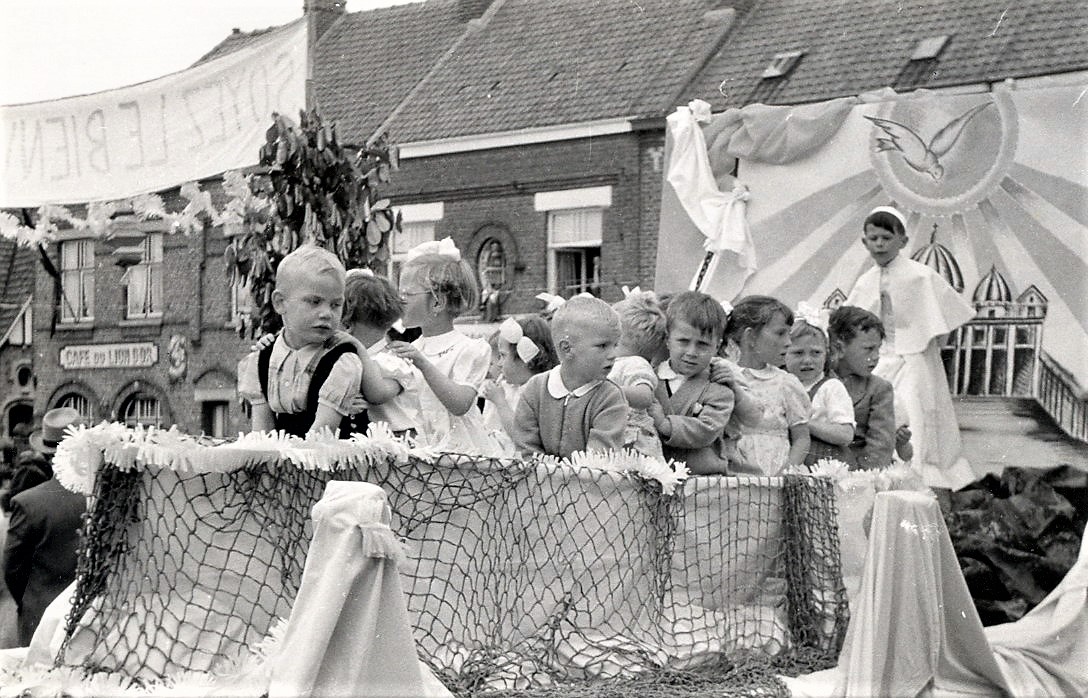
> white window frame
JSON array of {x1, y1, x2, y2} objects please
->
[
  {"x1": 124, "y1": 234, "x2": 164, "y2": 320},
  {"x1": 57, "y1": 393, "x2": 93, "y2": 422},
  {"x1": 535, "y1": 186, "x2": 611, "y2": 297},
  {"x1": 121, "y1": 395, "x2": 162, "y2": 427},
  {"x1": 390, "y1": 202, "x2": 444, "y2": 282},
  {"x1": 230, "y1": 275, "x2": 252, "y2": 325},
  {"x1": 59, "y1": 239, "x2": 95, "y2": 323}
]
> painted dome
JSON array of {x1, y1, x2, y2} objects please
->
[
  {"x1": 972, "y1": 265, "x2": 1013, "y2": 304},
  {"x1": 910, "y1": 224, "x2": 964, "y2": 292}
]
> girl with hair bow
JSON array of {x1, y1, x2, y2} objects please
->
[
  {"x1": 785, "y1": 301, "x2": 855, "y2": 467},
  {"x1": 389, "y1": 237, "x2": 498, "y2": 453},
  {"x1": 481, "y1": 316, "x2": 559, "y2": 451}
]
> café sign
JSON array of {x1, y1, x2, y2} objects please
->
[{"x1": 60, "y1": 343, "x2": 158, "y2": 370}]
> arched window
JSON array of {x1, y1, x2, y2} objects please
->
[
  {"x1": 120, "y1": 394, "x2": 162, "y2": 427},
  {"x1": 56, "y1": 393, "x2": 93, "y2": 422}
]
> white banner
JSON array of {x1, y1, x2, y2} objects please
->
[{"x1": 0, "y1": 20, "x2": 307, "y2": 207}]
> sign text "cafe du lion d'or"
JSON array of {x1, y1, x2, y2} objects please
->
[{"x1": 60, "y1": 343, "x2": 158, "y2": 370}]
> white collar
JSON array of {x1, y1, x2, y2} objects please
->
[
  {"x1": 415, "y1": 330, "x2": 460, "y2": 356},
  {"x1": 656, "y1": 361, "x2": 680, "y2": 380},
  {"x1": 546, "y1": 366, "x2": 601, "y2": 399}
]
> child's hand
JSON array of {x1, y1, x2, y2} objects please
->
[
  {"x1": 481, "y1": 379, "x2": 508, "y2": 405},
  {"x1": 388, "y1": 340, "x2": 423, "y2": 365},
  {"x1": 250, "y1": 333, "x2": 276, "y2": 352},
  {"x1": 708, "y1": 357, "x2": 748, "y2": 388},
  {"x1": 346, "y1": 395, "x2": 369, "y2": 415},
  {"x1": 895, "y1": 425, "x2": 912, "y2": 447}
]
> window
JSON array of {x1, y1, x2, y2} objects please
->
[
  {"x1": 535, "y1": 186, "x2": 611, "y2": 299},
  {"x1": 230, "y1": 276, "x2": 252, "y2": 325},
  {"x1": 121, "y1": 395, "x2": 161, "y2": 427},
  {"x1": 201, "y1": 401, "x2": 229, "y2": 437},
  {"x1": 390, "y1": 202, "x2": 443, "y2": 283},
  {"x1": 57, "y1": 393, "x2": 93, "y2": 422},
  {"x1": 60, "y1": 239, "x2": 95, "y2": 322},
  {"x1": 7, "y1": 304, "x2": 31, "y2": 345},
  {"x1": 124, "y1": 234, "x2": 163, "y2": 319}
]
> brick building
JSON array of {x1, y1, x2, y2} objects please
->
[{"x1": 1, "y1": 240, "x2": 36, "y2": 452}]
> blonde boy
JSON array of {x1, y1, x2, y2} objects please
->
[
  {"x1": 512, "y1": 296, "x2": 628, "y2": 458},
  {"x1": 238, "y1": 245, "x2": 363, "y2": 437}
]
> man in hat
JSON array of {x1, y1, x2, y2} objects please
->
[
  {"x1": 2, "y1": 407, "x2": 87, "y2": 645},
  {"x1": 1, "y1": 407, "x2": 81, "y2": 513}
]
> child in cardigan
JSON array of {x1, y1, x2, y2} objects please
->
[
  {"x1": 648, "y1": 291, "x2": 736, "y2": 474},
  {"x1": 341, "y1": 269, "x2": 421, "y2": 436},
  {"x1": 784, "y1": 305, "x2": 855, "y2": 467},
  {"x1": 512, "y1": 296, "x2": 628, "y2": 458},
  {"x1": 828, "y1": 305, "x2": 896, "y2": 470},
  {"x1": 388, "y1": 238, "x2": 494, "y2": 451},
  {"x1": 609, "y1": 291, "x2": 668, "y2": 459},
  {"x1": 482, "y1": 316, "x2": 558, "y2": 450},
  {"x1": 238, "y1": 245, "x2": 363, "y2": 438}
]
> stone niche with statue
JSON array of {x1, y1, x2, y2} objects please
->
[{"x1": 469, "y1": 224, "x2": 522, "y2": 323}]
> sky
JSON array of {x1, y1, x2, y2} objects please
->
[{"x1": 0, "y1": 0, "x2": 415, "y2": 105}]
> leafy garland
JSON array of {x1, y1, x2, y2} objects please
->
[{"x1": 0, "y1": 110, "x2": 400, "y2": 338}]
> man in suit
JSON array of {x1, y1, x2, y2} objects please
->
[{"x1": 2, "y1": 407, "x2": 86, "y2": 646}]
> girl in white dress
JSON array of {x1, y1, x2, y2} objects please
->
[
  {"x1": 726, "y1": 296, "x2": 811, "y2": 475},
  {"x1": 389, "y1": 238, "x2": 497, "y2": 453}
]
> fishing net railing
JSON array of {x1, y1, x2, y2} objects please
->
[{"x1": 54, "y1": 434, "x2": 847, "y2": 696}]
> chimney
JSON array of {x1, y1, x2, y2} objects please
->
[
  {"x1": 457, "y1": 0, "x2": 492, "y2": 22},
  {"x1": 305, "y1": 0, "x2": 345, "y2": 43}
]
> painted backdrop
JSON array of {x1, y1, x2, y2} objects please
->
[{"x1": 656, "y1": 80, "x2": 1088, "y2": 388}]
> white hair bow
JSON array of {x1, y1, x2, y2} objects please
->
[
  {"x1": 404, "y1": 236, "x2": 461, "y2": 264},
  {"x1": 346, "y1": 267, "x2": 375, "y2": 280},
  {"x1": 621, "y1": 285, "x2": 642, "y2": 298},
  {"x1": 499, "y1": 317, "x2": 540, "y2": 363},
  {"x1": 795, "y1": 301, "x2": 829, "y2": 332},
  {"x1": 719, "y1": 299, "x2": 734, "y2": 316},
  {"x1": 535, "y1": 292, "x2": 566, "y2": 313}
]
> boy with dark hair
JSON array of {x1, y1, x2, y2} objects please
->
[
  {"x1": 649, "y1": 291, "x2": 737, "y2": 474},
  {"x1": 828, "y1": 305, "x2": 895, "y2": 470}
]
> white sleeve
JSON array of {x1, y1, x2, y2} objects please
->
[{"x1": 813, "y1": 378, "x2": 855, "y2": 426}]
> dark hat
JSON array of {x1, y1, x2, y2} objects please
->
[{"x1": 28, "y1": 407, "x2": 84, "y2": 454}]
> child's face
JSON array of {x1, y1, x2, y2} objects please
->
[
  {"x1": 272, "y1": 272, "x2": 344, "y2": 347},
  {"x1": 667, "y1": 320, "x2": 721, "y2": 378},
  {"x1": 561, "y1": 322, "x2": 619, "y2": 385},
  {"x1": 836, "y1": 328, "x2": 883, "y2": 378},
  {"x1": 785, "y1": 332, "x2": 826, "y2": 385},
  {"x1": 862, "y1": 223, "x2": 907, "y2": 267},
  {"x1": 397, "y1": 269, "x2": 434, "y2": 329},
  {"x1": 498, "y1": 341, "x2": 533, "y2": 386},
  {"x1": 748, "y1": 312, "x2": 792, "y2": 367}
]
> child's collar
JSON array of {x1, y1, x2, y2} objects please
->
[{"x1": 547, "y1": 366, "x2": 600, "y2": 398}]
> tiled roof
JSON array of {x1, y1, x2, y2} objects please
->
[
  {"x1": 194, "y1": 26, "x2": 282, "y2": 65},
  {"x1": 0, "y1": 240, "x2": 35, "y2": 342},
  {"x1": 386, "y1": 0, "x2": 732, "y2": 142},
  {"x1": 313, "y1": 0, "x2": 468, "y2": 144},
  {"x1": 681, "y1": 0, "x2": 1088, "y2": 110}
]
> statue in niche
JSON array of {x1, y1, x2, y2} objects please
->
[{"x1": 477, "y1": 239, "x2": 508, "y2": 323}]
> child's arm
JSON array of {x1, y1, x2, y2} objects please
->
[
  {"x1": 857, "y1": 380, "x2": 896, "y2": 469},
  {"x1": 808, "y1": 418, "x2": 854, "y2": 446},
  {"x1": 512, "y1": 380, "x2": 545, "y2": 455},
  {"x1": 708, "y1": 358, "x2": 762, "y2": 425},
  {"x1": 250, "y1": 403, "x2": 275, "y2": 433},
  {"x1": 787, "y1": 423, "x2": 811, "y2": 466},
  {"x1": 482, "y1": 381, "x2": 517, "y2": 438},
  {"x1": 586, "y1": 385, "x2": 629, "y2": 452},
  {"x1": 390, "y1": 341, "x2": 479, "y2": 416},
  {"x1": 309, "y1": 404, "x2": 346, "y2": 436},
  {"x1": 653, "y1": 385, "x2": 734, "y2": 449},
  {"x1": 622, "y1": 383, "x2": 655, "y2": 410}
]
